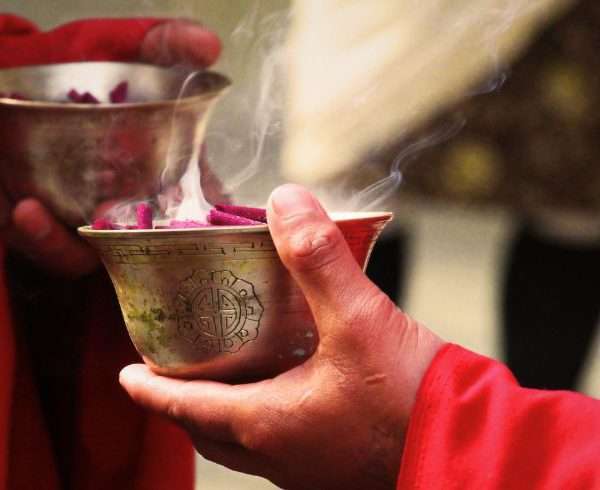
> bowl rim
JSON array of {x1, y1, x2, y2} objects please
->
[
  {"x1": 0, "y1": 62, "x2": 231, "y2": 110},
  {"x1": 78, "y1": 211, "x2": 394, "y2": 238}
]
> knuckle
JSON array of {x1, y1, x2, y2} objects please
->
[
  {"x1": 165, "y1": 382, "x2": 191, "y2": 421},
  {"x1": 357, "y1": 289, "x2": 396, "y2": 323},
  {"x1": 338, "y1": 283, "x2": 383, "y2": 322},
  {"x1": 238, "y1": 419, "x2": 275, "y2": 454},
  {"x1": 337, "y1": 289, "x2": 398, "y2": 349},
  {"x1": 166, "y1": 397, "x2": 182, "y2": 420},
  {"x1": 283, "y1": 219, "x2": 345, "y2": 273}
]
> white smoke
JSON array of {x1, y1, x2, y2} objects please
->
[
  {"x1": 203, "y1": 8, "x2": 289, "y2": 206},
  {"x1": 97, "y1": 0, "x2": 573, "y2": 223}
]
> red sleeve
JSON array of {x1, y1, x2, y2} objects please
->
[
  {"x1": 0, "y1": 244, "x2": 17, "y2": 490},
  {"x1": 397, "y1": 344, "x2": 600, "y2": 489},
  {"x1": 0, "y1": 14, "x2": 163, "y2": 68},
  {"x1": 0, "y1": 14, "x2": 40, "y2": 36}
]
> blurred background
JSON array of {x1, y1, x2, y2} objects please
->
[{"x1": 3, "y1": 1, "x2": 599, "y2": 488}]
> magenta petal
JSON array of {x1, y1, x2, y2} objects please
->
[
  {"x1": 67, "y1": 89, "x2": 82, "y2": 102},
  {"x1": 136, "y1": 203, "x2": 153, "y2": 229},
  {"x1": 214, "y1": 204, "x2": 267, "y2": 223},
  {"x1": 109, "y1": 81, "x2": 129, "y2": 103},
  {"x1": 68, "y1": 89, "x2": 100, "y2": 104},
  {"x1": 208, "y1": 209, "x2": 263, "y2": 226},
  {"x1": 7, "y1": 92, "x2": 28, "y2": 100},
  {"x1": 79, "y1": 92, "x2": 100, "y2": 104}
]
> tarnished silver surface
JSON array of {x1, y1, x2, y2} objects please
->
[
  {"x1": 0, "y1": 62, "x2": 229, "y2": 225},
  {"x1": 79, "y1": 212, "x2": 393, "y2": 380}
]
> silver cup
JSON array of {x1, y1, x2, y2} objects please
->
[
  {"x1": 79, "y1": 211, "x2": 393, "y2": 380},
  {"x1": 0, "y1": 62, "x2": 230, "y2": 226}
]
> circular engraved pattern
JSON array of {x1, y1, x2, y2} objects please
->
[{"x1": 175, "y1": 270, "x2": 263, "y2": 354}]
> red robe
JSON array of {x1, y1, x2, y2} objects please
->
[
  {"x1": 398, "y1": 344, "x2": 600, "y2": 489},
  {"x1": 0, "y1": 15, "x2": 194, "y2": 490}
]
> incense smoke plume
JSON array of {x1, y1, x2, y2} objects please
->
[
  {"x1": 91, "y1": 0, "x2": 565, "y2": 223},
  {"x1": 173, "y1": 0, "x2": 544, "y2": 217}
]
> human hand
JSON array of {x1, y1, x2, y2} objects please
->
[
  {"x1": 0, "y1": 19, "x2": 221, "y2": 277},
  {"x1": 140, "y1": 19, "x2": 221, "y2": 67},
  {"x1": 120, "y1": 184, "x2": 444, "y2": 490}
]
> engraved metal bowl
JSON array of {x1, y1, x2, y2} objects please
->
[
  {"x1": 79, "y1": 212, "x2": 392, "y2": 380},
  {"x1": 0, "y1": 62, "x2": 229, "y2": 226}
]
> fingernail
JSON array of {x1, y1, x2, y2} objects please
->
[
  {"x1": 119, "y1": 366, "x2": 133, "y2": 382},
  {"x1": 270, "y1": 184, "x2": 319, "y2": 218},
  {"x1": 119, "y1": 365, "x2": 142, "y2": 386}
]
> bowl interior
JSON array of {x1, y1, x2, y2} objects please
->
[{"x1": 0, "y1": 62, "x2": 229, "y2": 105}]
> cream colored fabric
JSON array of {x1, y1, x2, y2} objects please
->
[{"x1": 284, "y1": 0, "x2": 575, "y2": 183}]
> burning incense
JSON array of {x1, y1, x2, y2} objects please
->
[
  {"x1": 136, "y1": 203, "x2": 153, "y2": 229},
  {"x1": 207, "y1": 209, "x2": 263, "y2": 226},
  {"x1": 91, "y1": 217, "x2": 115, "y2": 230},
  {"x1": 214, "y1": 204, "x2": 267, "y2": 223},
  {"x1": 92, "y1": 204, "x2": 267, "y2": 230}
]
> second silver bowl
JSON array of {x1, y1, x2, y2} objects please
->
[{"x1": 0, "y1": 62, "x2": 230, "y2": 225}]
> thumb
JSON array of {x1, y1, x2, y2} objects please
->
[{"x1": 267, "y1": 184, "x2": 389, "y2": 339}]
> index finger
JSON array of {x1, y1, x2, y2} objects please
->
[
  {"x1": 139, "y1": 20, "x2": 222, "y2": 68},
  {"x1": 10, "y1": 199, "x2": 99, "y2": 277},
  {"x1": 120, "y1": 364, "x2": 258, "y2": 444}
]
